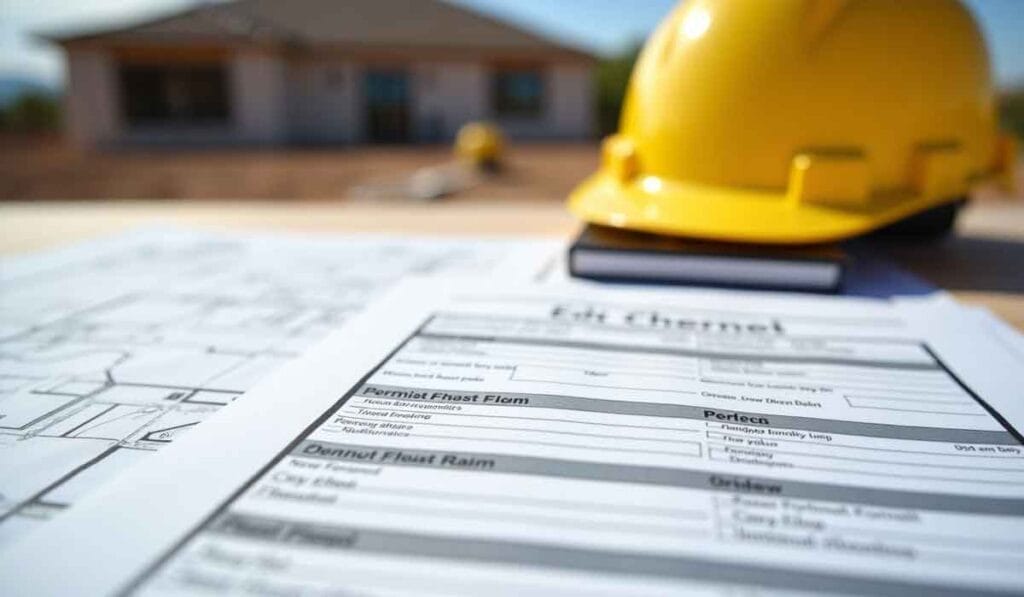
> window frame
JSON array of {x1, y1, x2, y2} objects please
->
[
  {"x1": 118, "y1": 62, "x2": 231, "y2": 127},
  {"x1": 490, "y1": 66, "x2": 545, "y2": 119}
]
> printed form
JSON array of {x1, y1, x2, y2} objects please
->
[
  {"x1": 3, "y1": 281, "x2": 1022, "y2": 596},
  {"x1": 0, "y1": 229, "x2": 558, "y2": 545}
]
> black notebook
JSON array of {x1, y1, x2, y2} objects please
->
[{"x1": 568, "y1": 225, "x2": 846, "y2": 292}]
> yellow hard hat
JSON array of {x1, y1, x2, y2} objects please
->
[
  {"x1": 455, "y1": 122, "x2": 504, "y2": 168},
  {"x1": 569, "y1": 0, "x2": 1017, "y2": 244}
]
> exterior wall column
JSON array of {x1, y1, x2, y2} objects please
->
[
  {"x1": 286, "y1": 60, "x2": 359, "y2": 144},
  {"x1": 64, "y1": 48, "x2": 121, "y2": 149},
  {"x1": 231, "y1": 51, "x2": 288, "y2": 144},
  {"x1": 413, "y1": 62, "x2": 487, "y2": 141},
  {"x1": 548, "y1": 63, "x2": 595, "y2": 139}
]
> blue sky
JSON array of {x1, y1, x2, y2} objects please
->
[{"x1": 2, "y1": 0, "x2": 1022, "y2": 88}]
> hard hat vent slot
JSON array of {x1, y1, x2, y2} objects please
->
[
  {"x1": 787, "y1": 150, "x2": 869, "y2": 208},
  {"x1": 911, "y1": 142, "x2": 968, "y2": 199},
  {"x1": 602, "y1": 135, "x2": 639, "y2": 183}
]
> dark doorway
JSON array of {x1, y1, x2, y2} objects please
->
[{"x1": 364, "y1": 70, "x2": 410, "y2": 143}]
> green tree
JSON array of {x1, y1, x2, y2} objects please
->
[
  {"x1": 999, "y1": 88, "x2": 1024, "y2": 141},
  {"x1": 1, "y1": 92, "x2": 61, "y2": 132},
  {"x1": 595, "y1": 44, "x2": 641, "y2": 137}
]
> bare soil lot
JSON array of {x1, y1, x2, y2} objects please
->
[
  {"x1": 0, "y1": 134, "x2": 600, "y2": 202},
  {"x1": 3, "y1": 134, "x2": 1020, "y2": 203}
]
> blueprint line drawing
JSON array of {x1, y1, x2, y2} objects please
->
[{"x1": 0, "y1": 227, "x2": 555, "y2": 545}]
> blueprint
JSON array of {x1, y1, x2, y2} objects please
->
[{"x1": 0, "y1": 227, "x2": 558, "y2": 545}]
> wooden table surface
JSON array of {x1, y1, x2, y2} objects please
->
[{"x1": 1, "y1": 199, "x2": 1022, "y2": 331}]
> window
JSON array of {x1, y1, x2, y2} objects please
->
[
  {"x1": 120, "y1": 64, "x2": 229, "y2": 126},
  {"x1": 364, "y1": 70, "x2": 411, "y2": 143},
  {"x1": 492, "y1": 68, "x2": 544, "y2": 117}
]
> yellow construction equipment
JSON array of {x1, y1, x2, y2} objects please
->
[
  {"x1": 569, "y1": 0, "x2": 1017, "y2": 244},
  {"x1": 455, "y1": 122, "x2": 505, "y2": 171}
]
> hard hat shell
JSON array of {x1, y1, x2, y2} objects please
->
[
  {"x1": 455, "y1": 122, "x2": 504, "y2": 166},
  {"x1": 569, "y1": 0, "x2": 1015, "y2": 244}
]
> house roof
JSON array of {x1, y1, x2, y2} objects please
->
[{"x1": 46, "y1": 0, "x2": 594, "y2": 62}]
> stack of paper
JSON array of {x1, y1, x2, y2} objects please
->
[
  {"x1": 1, "y1": 228, "x2": 1022, "y2": 596},
  {"x1": 0, "y1": 228, "x2": 558, "y2": 545}
]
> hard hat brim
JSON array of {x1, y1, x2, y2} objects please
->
[{"x1": 567, "y1": 172, "x2": 961, "y2": 245}]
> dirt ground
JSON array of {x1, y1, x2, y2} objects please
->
[
  {"x1": 0, "y1": 134, "x2": 600, "y2": 202},
  {"x1": 3, "y1": 134, "x2": 1021, "y2": 203}
]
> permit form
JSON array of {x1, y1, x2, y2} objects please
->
[
  {"x1": 3, "y1": 281, "x2": 1022, "y2": 595},
  {"x1": 0, "y1": 228, "x2": 558, "y2": 545}
]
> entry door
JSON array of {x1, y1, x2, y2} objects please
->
[{"x1": 364, "y1": 70, "x2": 410, "y2": 143}]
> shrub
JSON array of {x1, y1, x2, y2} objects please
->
[{"x1": 0, "y1": 92, "x2": 61, "y2": 132}]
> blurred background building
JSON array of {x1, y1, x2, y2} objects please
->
[{"x1": 45, "y1": 0, "x2": 594, "y2": 149}]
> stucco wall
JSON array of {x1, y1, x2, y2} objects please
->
[
  {"x1": 548, "y1": 63, "x2": 595, "y2": 139},
  {"x1": 286, "y1": 59, "x2": 592, "y2": 143},
  {"x1": 63, "y1": 47, "x2": 592, "y2": 147},
  {"x1": 65, "y1": 49, "x2": 121, "y2": 148},
  {"x1": 66, "y1": 49, "x2": 290, "y2": 147},
  {"x1": 116, "y1": 52, "x2": 288, "y2": 146},
  {"x1": 287, "y1": 60, "x2": 360, "y2": 144},
  {"x1": 232, "y1": 52, "x2": 288, "y2": 144},
  {"x1": 412, "y1": 62, "x2": 488, "y2": 141},
  {"x1": 493, "y1": 64, "x2": 594, "y2": 140}
]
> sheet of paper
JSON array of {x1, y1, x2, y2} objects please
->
[
  {"x1": 3, "y1": 281, "x2": 1022, "y2": 596},
  {"x1": 965, "y1": 307, "x2": 1024, "y2": 365},
  {"x1": 0, "y1": 228, "x2": 559, "y2": 545}
]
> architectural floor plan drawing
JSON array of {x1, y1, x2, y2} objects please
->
[{"x1": 0, "y1": 228, "x2": 556, "y2": 545}]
